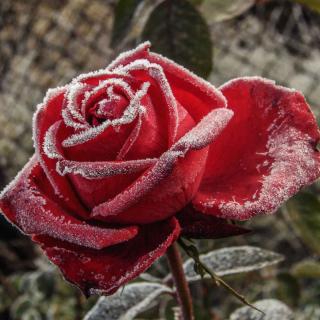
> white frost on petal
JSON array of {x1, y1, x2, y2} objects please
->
[
  {"x1": 32, "y1": 86, "x2": 67, "y2": 198},
  {"x1": 219, "y1": 76, "x2": 297, "y2": 94},
  {"x1": 43, "y1": 121, "x2": 64, "y2": 160},
  {"x1": 88, "y1": 234, "x2": 176, "y2": 296},
  {"x1": 62, "y1": 82, "x2": 149, "y2": 148},
  {"x1": 214, "y1": 126, "x2": 319, "y2": 219},
  {"x1": 115, "y1": 59, "x2": 178, "y2": 144},
  {"x1": 62, "y1": 108, "x2": 89, "y2": 130},
  {"x1": 73, "y1": 69, "x2": 114, "y2": 84},
  {"x1": 80, "y1": 78, "x2": 134, "y2": 115},
  {"x1": 149, "y1": 51, "x2": 227, "y2": 108},
  {"x1": 32, "y1": 86, "x2": 67, "y2": 148},
  {"x1": 56, "y1": 158, "x2": 157, "y2": 179},
  {"x1": 116, "y1": 112, "x2": 143, "y2": 160},
  {"x1": 0, "y1": 158, "x2": 138, "y2": 249},
  {"x1": 92, "y1": 108, "x2": 233, "y2": 218},
  {"x1": 107, "y1": 41, "x2": 151, "y2": 71},
  {"x1": 175, "y1": 108, "x2": 233, "y2": 151},
  {"x1": 65, "y1": 82, "x2": 89, "y2": 125}
]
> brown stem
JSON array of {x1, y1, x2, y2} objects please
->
[{"x1": 166, "y1": 242, "x2": 194, "y2": 320}]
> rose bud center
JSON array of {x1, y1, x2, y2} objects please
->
[{"x1": 87, "y1": 90, "x2": 129, "y2": 127}]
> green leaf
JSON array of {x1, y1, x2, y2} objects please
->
[
  {"x1": 293, "y1": 0, "x2": 320, "y2": 13},
  {"x1": 285, "y1": 191, "x2": 320, "y2": 255},
  {"x1": 111, "y1": 0, "x2": 143, "y2": 47},
  {"x1": 142, "y1": 0, "x2": 213, "y2": 78},
  {"x1": 291, "y1": 260, "x2": 320, "y2": 279},
  {"x1": 199, "y1": 0, "x2": 255, "y2": 24}
]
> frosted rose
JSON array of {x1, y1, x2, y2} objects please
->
[{"x1": 0, "y1": 42, "x2": 319, "y2": 295}]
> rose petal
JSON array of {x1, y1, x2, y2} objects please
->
[
  {"x1": 42, "y1": 120, "x2": 146, "y2": 209},
  {"x1": 33, "y1": 87, "x2": 88, "y2": 218},
  {"x1": 56, "y1": 157, "x2": 157, "y2": 209},
  {"x1": 91, "y1": 108, "x2": 233, "y2": 224},
  {"x1": 56, "y1": 158, "x2": 157, "y2": 179},
  {"x1": 193, "y1": 77, "x2": 320, "y2": 220},
  {"x1": 108, "y1": 42, "x2": 151, "y2": 72},
  {"x1": 115, "y1": 59, "x2": 179, "y2": 147},
  {"x1": 61, "y1": 80, "x2": 148, "y2": 152},
  {"x1": 177, "y1": 205, "x2": 250, "y2": 239},
  {"x1": 148, "y1": 52, "x2": 227, "y2": 121},
  {"x1": 117, "y1": 94, "x2": 168, "y2": 160},
  {"x1": 33, "y1": 217, "x2": 180, "y2": 296},
  {"x1": 0, "y1": 156, "x2": 138, "y2": 249}
]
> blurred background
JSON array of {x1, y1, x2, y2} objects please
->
[{"x1": 0, "y1": 0, "x2": 319, "y2": 319}]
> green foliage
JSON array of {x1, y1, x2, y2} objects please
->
[
  {"x1": 286, "y1": 191, "x2": 320, "y2": 255},
  {"x1": 293, "y1": 0, "x2": 320, "y2": 13},
  {"x1": 276, "y1": 273, "x2": 301, "y2": 307},
  {"x1": 111, "y1": 0, "x2": 143, "y2": 47},
  {"x1": 142, "y1": 0, "x2": 213, "y2": 78},
  {"x1": 0, "y1": 268, "x2": 97, "y2": 320},
  {"x1": 291, "y1": 260, "x2": 320, "y2": 279}
]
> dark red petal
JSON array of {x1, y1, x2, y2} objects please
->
[
  {"x1": 33, "y1": 88, "x2": 88, "y2": 218},
  {"x1": 177, "y1": 206, "x2": 250, "y2": 239},
  {"x1": 33, "y1": 217, "x2": 180, "y2": 296},
  {"x1": 193, "y1": 77, "x2": 320, "y2": 220},
  {"x1": 57, "y1": 158, "x2": 156, "y2": 210},
  {"x1": 62, "y1": 120, "x2": 136, "y2": 162},
  {"x1": 92, "y1": 108, "x2": 233, "y2": 224},
  {"x1": 117, "y1": 94, "x2": 168, "y2": 160},
  {"x1": 57, "y1": 158, "x2": 157, "y2": 179},
  {"x1": 0, "y1": 156, "x2": 138, "y2": 249},
  {"x1": 148, "y1": 52, "x2": 227, "y2": 121},
  {"x1": 119, "y1": 63, "x2": 179, "y2": 147}
]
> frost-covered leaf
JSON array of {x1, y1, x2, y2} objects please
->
[
  {"x1": 286, "y1": 191, "x2": 320, "y2": 255},
  {"x1": 142, "y1": 0, "x2": 213, "y2": 78},
  {"x1": 10, "y1": 295, "x2": 33, "y2": 319},
  {"x1": 20, "y1": 308, "x2": 42, "y2": 320},
  {"x1": 111, "y1": 0, "x2": 143, "y2": 47},
  {"x1": 199, "y1": 0, "x2": 255, "y2": 24},
  {"x1": 229, "y1": 299, "x2": 293, "y2": 320},
  {"x1": 84, "y1": 282, "x2": 172, "y2": 320},
  {"x1": 184, "y1": 246, "x2": 283, "y2": 282}
]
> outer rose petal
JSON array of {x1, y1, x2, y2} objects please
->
[
  {"x1": 0, "y1": 156, "x2": 138, "y2": 249},
  {"x1": 33, "y1": 217, "x2": 180, "y2": 296},
  {"x1": 193, "y1": 77, "x2": 320, "y2": 220},
  {"x1": 177, "y1": 205, "x2": 250, "y2": 239},
  {"x1": 148, "y1": 51, "x2": 227, "y2": 121},
  {"x1": 33, "y1": 88, "x2": 88, "y2": 218},
  {"x1": 92, "y1": 108, "x2": 233, "y2": 224},
  {"x1": 108, "y1": 42, "x2": 151, "y2": 71}
]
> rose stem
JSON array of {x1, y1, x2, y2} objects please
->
[{"x1": 166, "y1": 242, "x2": 194, "y2": 320}]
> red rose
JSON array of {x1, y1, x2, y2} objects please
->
[{"x1": 1, "y1": 42, "x2": 319, "y2": 295}]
